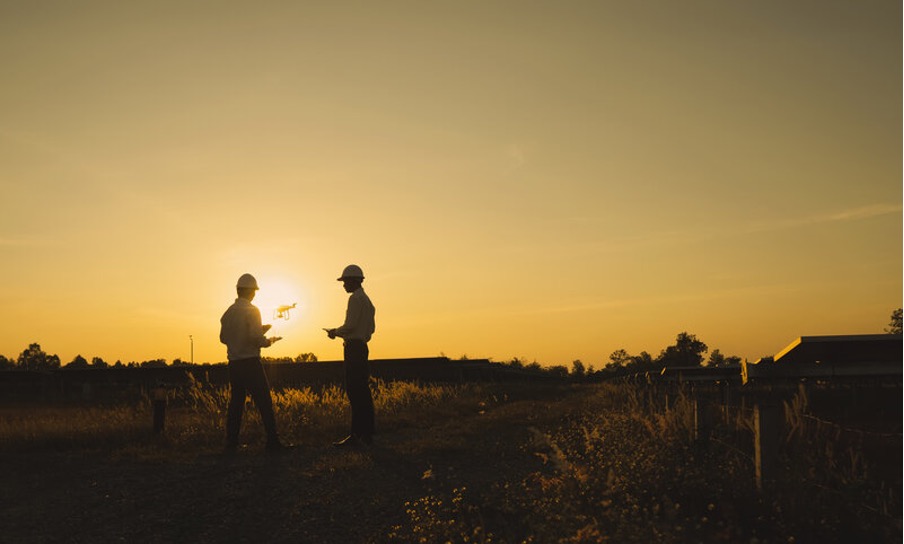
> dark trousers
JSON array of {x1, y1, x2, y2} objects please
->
[
  {"x1": 344, "y1": 340, "x2": 374, "y2": 439},
  {"x1": 226, "y1": 356, "x2": 278, "y2": 445}
]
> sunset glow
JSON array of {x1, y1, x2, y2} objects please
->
[{"x1": 0, "y1": 1, "x2": 900, "y2": 367}]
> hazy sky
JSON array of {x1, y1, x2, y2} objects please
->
[{"x1": 1, "y1": 1, "x2": 900, "y2": 366}]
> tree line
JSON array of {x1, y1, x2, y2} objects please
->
[
  {"x1": 492, "y1": 331, "x2": 739, "y2": 381},
  {"x1": 2, "y1": 308, "x2": 899, "y2": 374},
  {"x1": 1, "y1": 333, "x2": 723, "y2": 377},
  {"x1": 497, "y1": 307, "x2": 903, "y2": 381},
  {"x1": 0, "y1": 343, "x2": 320, "y2": 372}
]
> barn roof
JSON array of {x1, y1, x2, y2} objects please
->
[{"x1": 773, "y1": 334, "x2": 902, "y2": 365}]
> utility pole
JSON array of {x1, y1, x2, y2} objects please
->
[{"x1": 189, "y1": 335, "x2": 194, "y2": 365}]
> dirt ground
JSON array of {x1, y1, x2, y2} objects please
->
[
  {"x1": 3, "y1": 384, "x2": 899, "y2": 543},
  {"x1": 1, "y1": 390, "x2": 574, "y2": 543}
]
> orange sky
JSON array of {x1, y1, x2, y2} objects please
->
[{"x1": 1, "y1": 1, "x2": 901, "y2": 367}]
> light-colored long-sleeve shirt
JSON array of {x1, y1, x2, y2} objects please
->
[
  {"x1": 220, "y1": 297, "x2": 270, "y2": 361},
  {"x1": 335, "y1": 287, "x2": 376, "y2": 342}
]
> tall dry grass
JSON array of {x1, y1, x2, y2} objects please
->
[
  {"x1": 387, "y1": 382, "x2": 901, "y2": 543},
  {"x1": 0, "y1": 375, "x2": 490, "y2": 455},
  {"x1": 388, "y1": 383, "x2": 711, "y2": 543},
  {"x1": 3, "y1": 379, "x2": 898, "y2": 542}
]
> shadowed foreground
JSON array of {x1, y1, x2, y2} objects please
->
[{"x1": 2, "y1": 384, "x2": 899, "y2": 543}]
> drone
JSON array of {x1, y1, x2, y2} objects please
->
[{"x1": 274, "y1": 303, "x2": 297, "y2": 320}]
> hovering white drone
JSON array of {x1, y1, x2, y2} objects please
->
[{"x1": 274, "y1": 303, "x2": 297, "y2": 320}]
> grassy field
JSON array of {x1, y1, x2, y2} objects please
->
[{"x1": 1, "y1": 379, "x2": 899, "y2": 543}]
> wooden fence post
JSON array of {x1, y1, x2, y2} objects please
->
[
  {"x1": 694, "y1": 390, "x2": 718, "y2": 443},
  {"x1": 152, "y1": 385, "x2": 167, "y2": 434},
  {"x1": 754, "y1": 400, "x2": 783, "y2": 491},
  {"x1": 720, "y1": 381, "x2": 731, "y2": 423}
]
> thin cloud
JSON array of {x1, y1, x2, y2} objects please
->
[
  {"x1": 523, "y1": 284, "x2": 806, "y2": 317},
  {"x1": 524, "y1": 202, "x2": 901, "y2": 260},
  {"x1": 411, "y1": 283, "x2": 800, "y2": 324},
  {"x1": 744, "y1": 203, "x2": 902, "y2": 235},
  {"x1": 827, "y1": 203, "x2": 902, "y2": 221}
]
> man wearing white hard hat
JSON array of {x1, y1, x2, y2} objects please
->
[
  {"x1": 325, "y1": 264, "x2": 376, "y2": 448},
  {"x1": 220, "y1": 273, "x2": 284, "y2": 452}
]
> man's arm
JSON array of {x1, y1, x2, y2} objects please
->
[
  {"x1": 247, "y1": 306, "x2": 273, "y2": 347},
  {"x1": 219, "y1": 310, "x2": 232, "y2": 345},
  {"x1": 334, "y1": 294, "x2": 363, "y2": 339}
]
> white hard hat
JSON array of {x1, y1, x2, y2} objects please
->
[
  {"x1": 236, "y1": 273, "x2": 259, "y2": 290},
  {"x1": 337, "y1": 264, "x2": 364, "y2": 281}
]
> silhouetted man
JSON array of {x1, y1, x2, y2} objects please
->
[
  {"x1": 325, "y1": 264, "x2": 376, "y2": 448},
  {"x1": 220, "y1": 273, "x2": 284, "y2": 452}
]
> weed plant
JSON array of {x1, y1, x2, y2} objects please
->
[
  {"x1": 777, "y1": 385, "x2": 902, "y2": 540},
  {"x1": 0, "y1": 375, "x2": 488, "y2": 456},
  {"x1": 2, "y1": 379, "x2": 898, "y2": 542},
  {"x1": 387, "y1": 383, "x2": 901, "y2": 543}
]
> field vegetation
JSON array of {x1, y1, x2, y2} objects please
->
[{"x1": 1, "y1": 378, "x2": 900, "y2": 543}]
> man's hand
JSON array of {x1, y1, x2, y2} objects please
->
[
  {"x1": 267, "y1": 336, "x2": 282, "y2": 346},
  {"x1": 324, "y1": 328, "x2": 337, "y2": 340}
]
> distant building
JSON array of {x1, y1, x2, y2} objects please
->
[
  {"x1": 774, "y1": 334, "x2": 902, "y2": 365},
  {"x1": 743, "y1": 334, "x2": 903, "y2": 383}
]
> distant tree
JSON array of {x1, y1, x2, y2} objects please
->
[
  {"x1": 91, "y1": 356, "x2": 108, "y2": 369},
  {"x1": 0, "y1": 355, "x2": 15, "y2": 371},
  {"x1": 707, "y1": 349, "x2": 725, "y2": 367},
  {"x1": 65, "y1": 355, "x2": 90, "y2": 369},
  {"x1": 571, "y1": 360, "x2": 586, "y2": 379},
  {"x1": 606, "y1": 349, "x2": 632, "y2": 370},
  {"x1": 705, "y1": 349, "x2": 741, "y2": 367},
  {"x1": 596, "y1": 349, "x2": 655, "y2": 378},
  {"x1": 547, "y1": 365, "x2": 569, "y2": 378},
  {"x1": 631, "y1": 351, "x2": 655, "y2": 370},
  {"x1": 658, "y1": 332, "x2": 708, "y2": 368},
  {"x1": 263, "y1": 356, "x2": 293, "y2": 364},
  {"x1": 616, "y1": 351, "x2": 653, "y2": 373},
  {"x1": 140, "y1": 359, "x2": 167, "y2": 368},
  {"x1": 602, "y1": 349, "x2": 657, "y2": 376},
  {"x1": 171, "y1": 358, "x2": 191, "y2": 367},
  {"x1": 295, "y1": 352, "x2": 318, "y2": 363},
  {"x1": 17, "y1": 343, "x2": 60, "y2": 371},
  {"x1": 886, "y1": 308, "x2": 902, "y2": 334}
]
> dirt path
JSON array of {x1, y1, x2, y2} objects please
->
[{"x1": 1, "y1": 388, "x2": 582, "y2": 543}]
